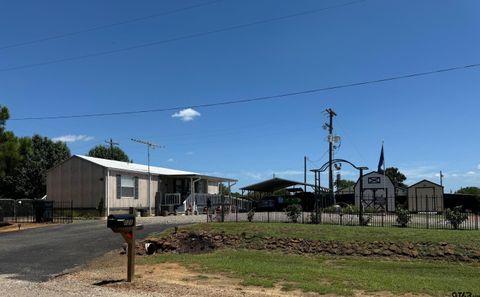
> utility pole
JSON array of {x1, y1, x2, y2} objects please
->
[
  {"x1": 325, "y1": 108, "x2": 337, "y2": 204},
  {"x1": 440, "y1": 170, "x2": 444, "y2": 187},
  {"x1": 304, "y1": 156, "x2": 307, "y2": 193},
  {"x1": 131, "y1": 139, "x2": 162, "y2": 216},
  {"x1": 105, "y1": 138, "x2": 119, "y2": 159}
]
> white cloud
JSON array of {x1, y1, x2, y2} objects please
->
[
  {"x1": 186, "y1": 151, "x2": 194, "y2": 155},
  {"x1": 466, "y1": 171, "x2": 476, "y2": 176},
  {"x1": 53, "y1": 134, "x2": 94, "y2": 143},
  {"x1": 477, "y1": 164, "x2": 480, "y2": 170},
  {"x1": 400, "y1": 166, "x2": 438, "y2": 180},
  {"x1": 244, "y1": 172, "x2": 263, "y2": 180},
  {"x1": 166, "y1": 158, "x2": 175, "y2": 163},
  {"x1": 172, "y1": 108, "x2": 201, "y2": 122},
  {"x1": 274, "y1": 170, "x2": 303, "y2": 176}
]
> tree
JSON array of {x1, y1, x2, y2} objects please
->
[
  {"x1": 0, "y1": 106, "x2": 30, "y2": 178},
  {"x1": 87, "y1": 145, "x2": 130, "y2": 162},
  {"x1": 0, "y1": 105, "x2": 10, "y2": 134},
  {"x1": 0, "y1": 135, "x2": 70, "y2": 198},
  {"x1": 456, "y1": 187, "x2": 480, "y2": 196},
  {"x1": 385, "y1": 167, "x2": 407, "y2": 188},
  {"x1": 219, "y1": 183, "x2": 241, "y2": 197},
  {"x1": 0, "y1": 106, "x2": 71, "y2": 198},
  {"x1": 336, "y1": 179, "x2": 355, "y2": 190}
]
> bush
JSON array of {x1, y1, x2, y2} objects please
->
[
  {"x1": 309, "y1": 211, "x2": 320, "y2": 224},
  {"x1": 445, "y1": 206, "x2": 468, "y2": 229},
  {"x1": 359, "y1": 213, "x2": 372, "y2": 226},
  {"x1": 396, "y1": 208, "x2": 411, "y2": 227},
  {"x1": 285, "y1": 204, "x2": 302, "y2": 223},
  {"x1": 247, "y1": 208, "x2": 255, "y2": 222}
]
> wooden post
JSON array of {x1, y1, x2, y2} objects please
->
[{"x1": 125, "y1": 207, "x2": 136, "y2": 282}]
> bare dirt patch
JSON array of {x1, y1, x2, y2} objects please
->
[
  {"x1": 0, "y1": 222, "x2": 56, "y2": 233},
  {"x1": 60, "y1": 251, "x2": 323, "y2": 297},
  {"x1": 59, "y1": 251, "x2": 433, "y2": 297}
]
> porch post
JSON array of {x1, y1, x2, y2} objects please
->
[
  {"x1": 190, "y1": 177, "x2": 195, "y2": 214},
  {"x1": 106, "y1": 168, "x2": 110, "y2": 217}
]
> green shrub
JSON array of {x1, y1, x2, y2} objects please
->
[
  {"x1": 341, "y1": 204, "x2": 359, "y2": 214},
  {"x1": 445, "y1": 206, "x2": 468, "y2": 229},
  {"x1": 247, "y1": 209, "x2": 255, "y2": 222},
  {"x1": 396, "y1": 208, "x2": 411, "y2": 227},
  {"x1": 309, "y1": 211, "x2": 320, "y2": 224},
  {"x1": 284, "y1": 204, "x2": 302, "y2": 223}
]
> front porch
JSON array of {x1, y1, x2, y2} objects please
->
[{"x1": 155, "y1": 174, "x2": 238, "y2": 215}]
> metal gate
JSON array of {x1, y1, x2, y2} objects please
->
[{"x1": 0, "y1": 199, "x2": 72, "y2": 224}]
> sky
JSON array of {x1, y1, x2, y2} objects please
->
[{"x1": 1, "y1": 0, "x2": 479, "y2": 192}]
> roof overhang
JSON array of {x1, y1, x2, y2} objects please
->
[{"x1": 240, "y1": 177, "x2": 325, "y2": 193}]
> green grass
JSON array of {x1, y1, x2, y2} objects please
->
[
  {"x1": 139, "y1": 249, "x2": 480, "y2": 296},
  {"x1": 144, "y1": 223, "x2": 480, "y2": 295},
  {"x1": 149, "y1": 222, "x2": 480, "y2": 248}
]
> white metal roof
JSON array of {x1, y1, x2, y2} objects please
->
[
  {"x1": 75, "y1": 155, "x2": 236, "y2": 182},
  {"x1": 77, "y1": 155, "x2": 198, "y2": 176}
]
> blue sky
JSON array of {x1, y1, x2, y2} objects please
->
[{"x1": 1, "y1": 0, "x2": 479, "y2": 192}]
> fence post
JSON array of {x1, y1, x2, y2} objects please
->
[
  {"x1": 425, "y1": 196, "x2": 430, "y2": 229},
  {"x1": 475, "y1": 212, "x2": 478, "y2": 230},
  {"x1": 267, "y1": 210, "x2": 270, "y2": 223},
  {"x1": 70, "y1": 200, "x2": 73, "y2": 223}
]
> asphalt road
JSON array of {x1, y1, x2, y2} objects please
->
[{"x1": 0, "y1": 220, "x2": 176, "y2": 282}]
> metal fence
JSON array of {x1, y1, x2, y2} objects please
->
[
  {"x1": 219, "y1": 209, "x2": 479, "y2": 230},
  {"x1": 0, "y1": 199, "x2": 73, "y2": 224}
]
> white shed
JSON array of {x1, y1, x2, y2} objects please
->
[
  {"x1": 354, "y1": 171, "x2": 396, "y2": 212},
  {"x1": 407, "y1": 179, "x2": 444, "y2": 212}
]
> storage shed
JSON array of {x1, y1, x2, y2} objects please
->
[
  {"x1": 354, "y1": 171, "x2": 396, "y2": 212},
  {"x1": 407, "y1": 179, "x2": 444, "y2": 212}
]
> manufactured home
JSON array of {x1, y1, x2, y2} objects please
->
[{"x1": 47, "y1": 155, "x2": 236, "y2": 215}]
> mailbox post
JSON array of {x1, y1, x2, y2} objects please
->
[{"x1": 107, "y1": 207, "x2": 142, "y2": 282}]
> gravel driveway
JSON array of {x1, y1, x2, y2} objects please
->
[{"x1": 0, "y1": 215, "x2": 207, "y2": 296}]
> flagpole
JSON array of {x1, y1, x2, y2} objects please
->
[{"x1": 382, "y1": 140, "x2": 387, "y2": 211}]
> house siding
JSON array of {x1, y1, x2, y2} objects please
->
[
  {"x1": 46, "y1": 156, "x2": 105, "y2": 208},
  {"x1": 107, "y1": 170, "x2": 158, "y2": 209}
]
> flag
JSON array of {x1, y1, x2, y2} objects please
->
[{"x1": 377, "y1": 145, "x2": 384, "y2": 173}]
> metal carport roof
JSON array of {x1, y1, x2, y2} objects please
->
[{"x1": 240, "y1": 177, "x2": 326, "y2": 193}]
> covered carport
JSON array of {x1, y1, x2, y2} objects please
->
[
  {"x1": 240, "y1": 177, "x2": 322, "y2": 196},
  {"x1": 240, "y1": 177, "x2": 329, "y2": 212}
]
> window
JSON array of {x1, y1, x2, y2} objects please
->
[{"x1": 116, "y1": 174, "x2": 139, "y2": 199}]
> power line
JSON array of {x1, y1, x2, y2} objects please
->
[
  {"x1": 0, "y1": 0, "x2": 366, "y2": 73},
  {"x1": 0, "y1": 0, "x2": 224, "y2": 51},
  {"x1": 10, "y1": 62, "x2": 480, "y2": 121}
]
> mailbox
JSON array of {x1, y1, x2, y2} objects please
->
[
  {"x1": 107, "y1": 209, "x2": 143, "y2": 283},
  {"x1": 107, "y1": 214, "x2": 136, "y2": 233}
]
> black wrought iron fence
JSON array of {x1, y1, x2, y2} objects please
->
[
  {"x1": 0, "y1": 199, "x2": 72, "y2": 224},
  {"x1": 221, "y1": 208, "x2": 479, "y2": 230}
]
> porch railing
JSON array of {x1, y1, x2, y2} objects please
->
[{"x1": 163, "y1": 193, "x2": 182, "y2": 205}]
